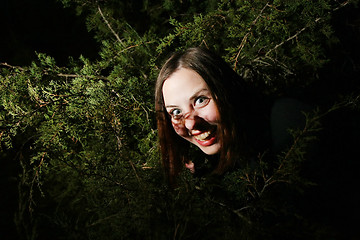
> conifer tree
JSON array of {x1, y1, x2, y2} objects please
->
[{"x1": 1, "y1": 0, "x2": 359, "y2": 239}]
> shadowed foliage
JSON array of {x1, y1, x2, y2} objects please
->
[{"x1": 1, "y1": 0, "x2": 359, "y2": 239}]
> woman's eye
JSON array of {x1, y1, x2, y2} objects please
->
[
  {"x1": 170, "y1": 109, "x2": 182, "y2": 118},
  {"x1": 194, "y1": 96, "x2": 209, "y2": 106}
]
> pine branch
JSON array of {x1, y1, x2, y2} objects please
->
[
  {"x1": 1, "y1": 62, "x2": 109, "y2": 80},
  {"x1": 333, "y1": 0, "x2": 350, "y2": 11},
  {"x1": 266, "y1": 1, "x2": 350, "y2": 57},
  {"x1": 0, "y1": 62, "x2": 25, "y2": 71},
  {"x1": 258, "y1": 96, "x2": 360, "y2": 195},
  {"x1": 266, "y1": 18, "x2": 321, "y2": 56},
  {"x1": 97, "y1": 5, "x2": 125, "y2": 46},
  {"x1": 57, "y1": 73, "x2": 109, "y2": 80},
  {"x1": 233, "y1": 2, "x2": 269, "y2": 70},
  {"x1": 86, "y1": 213, "x2": 121, "y2": 228},
  {"x1": 209, "y1": 198, "x2": 252, "y2": 225}
]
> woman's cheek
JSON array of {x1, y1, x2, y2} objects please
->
[
  {"x1": 171, "y1": 121, "x2": 188, "y2": 137},
  {"x1": 206, "y1": 103, "x2": 220, "y2": 123}
]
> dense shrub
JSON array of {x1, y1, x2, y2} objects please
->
[{"x1": 1, "y1": 0, "x2": 359, "y2": 239}]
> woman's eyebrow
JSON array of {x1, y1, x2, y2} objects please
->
[
  {"x1": 190, "y1": 88, "x2": 210, "y2": 101},
  {"x1": 165, "y1": 88, "x2": 210, "y2": 109},
  {"x1": 165, "y1": 104, "x2": 178, "y2": 109}
]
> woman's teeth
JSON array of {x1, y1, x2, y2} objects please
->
[{"x1": 194, "y1": 131, "x2": 211, "y2": 141}]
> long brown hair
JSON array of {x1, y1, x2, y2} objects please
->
[{"x1": 155, "y1": 47, "x2": 251, "y2": 184}]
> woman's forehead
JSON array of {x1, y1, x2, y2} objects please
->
[{"x1": 162, "y1": 68, "x2": 209, "y2": 104}]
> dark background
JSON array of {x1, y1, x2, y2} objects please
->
[{"x1": 0, "y1": 0, "x2": 99, "y2": 66}]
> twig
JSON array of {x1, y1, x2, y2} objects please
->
[
  {"x1": 211, "y1": 199, "x2": 252, "y2": 225},
  {"x1": 265, "y1": 18, "x2": 321, "y2": 56},
  {"x1": 115, "y1": 134, "x2": 142, "y2": 185},
  {"x1": 233, "y1": 2, "x2": 269, "y2": 70},
  {"x1": 333, "y1": 0, "x2": 349, "y2": 11},
  {"x1": 130, "y1": 93, "x2": 151, "y2": 123},
  {"x1": 86, "y1": 213, "x2": 120, "y2": 227},
  {"x1": 114, "y1": 38, "x2": 154, "y2": 58},
  {"x1": 98, "y1": 5, "x2": 124, "y2": 46},
  {"x1": 57, "y1": 73, "x2": 108, "y2": 80},
  {"x1": 0, "y1": 62, "x2": 25, "y2": 71},
  {"x1": 265, "y1": 0, "x2": 349, "y2": 56},
  {"x1": 233, "y1": 32, "x2": 251, "y2": 70},
  {"x1": 173, "y1": 223, "x2": 180, "y2": 240},
  {"x1": 1, "y1": 62, "x2": 109, "y2": 80}
]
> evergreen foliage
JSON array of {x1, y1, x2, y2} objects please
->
[{"x1": 1, "y1": 0, "x2": 359, "y2": 239}]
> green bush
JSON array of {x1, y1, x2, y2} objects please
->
[{"x1": 1, "y1": 0, "x2": 359, "y2": 239}]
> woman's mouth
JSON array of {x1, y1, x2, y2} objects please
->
[
  {"x1": 193, "y1": 130, "x2": 217, "y2": 146},
  {"x1": 194, "y1": 130, "x2": 211, "y2": 141}
]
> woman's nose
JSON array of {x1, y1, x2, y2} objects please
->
[{"x1": 184, "y1": 115, "x2": 200, "y2": 130}]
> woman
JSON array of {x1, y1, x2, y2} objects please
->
[
  {"x1": 155, "y1": 47, "x2": 269, "y2": 184},
  {"x1": 155, "y1": 47, "x2": 359, "y2": 238}
]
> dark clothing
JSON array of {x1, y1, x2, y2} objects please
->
[
  {"x1": 192, "y1": 97, "x2": 360, "y2": 239},
  {"x1": 270, "y1": 97, "x2": 313, "y2": 153}
]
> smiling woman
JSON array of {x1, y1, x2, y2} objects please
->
[
  {"x1": 162, "y1": 68, "x2": 221, "y2": 155},
  {"x1": 155, "y1": 47, "x2": 263, "y2": 184}
]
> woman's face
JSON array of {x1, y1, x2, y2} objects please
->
[{"x1": 162, "y1": 68, "x2": 221, "y2": 155}]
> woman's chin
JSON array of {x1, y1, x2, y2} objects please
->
[{"x1": 196, "y1": 141, "x2": 221, "y2": 155}]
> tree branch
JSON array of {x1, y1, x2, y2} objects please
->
[
  {"x1": 0, "y1": 62, "x2": 25, "y2": 71},
  {"x1": 265, "y1": 18, "x2": 321, "y2": 56},
  {"x1": 1, "y1": 62, "x2": 108, "y2": 80},
  {"x1": 97, "y1": 5, "x2": 124, "y2": 46},
  {"x1": 233, "y1": 2, "x2": 269, "y2": 70},
  {"x1": 57, "y1": 73, "x2": 108, "y2": 80},
  {"x1": 265, "y1": 0, "x2": 349, "y2": 57}
]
